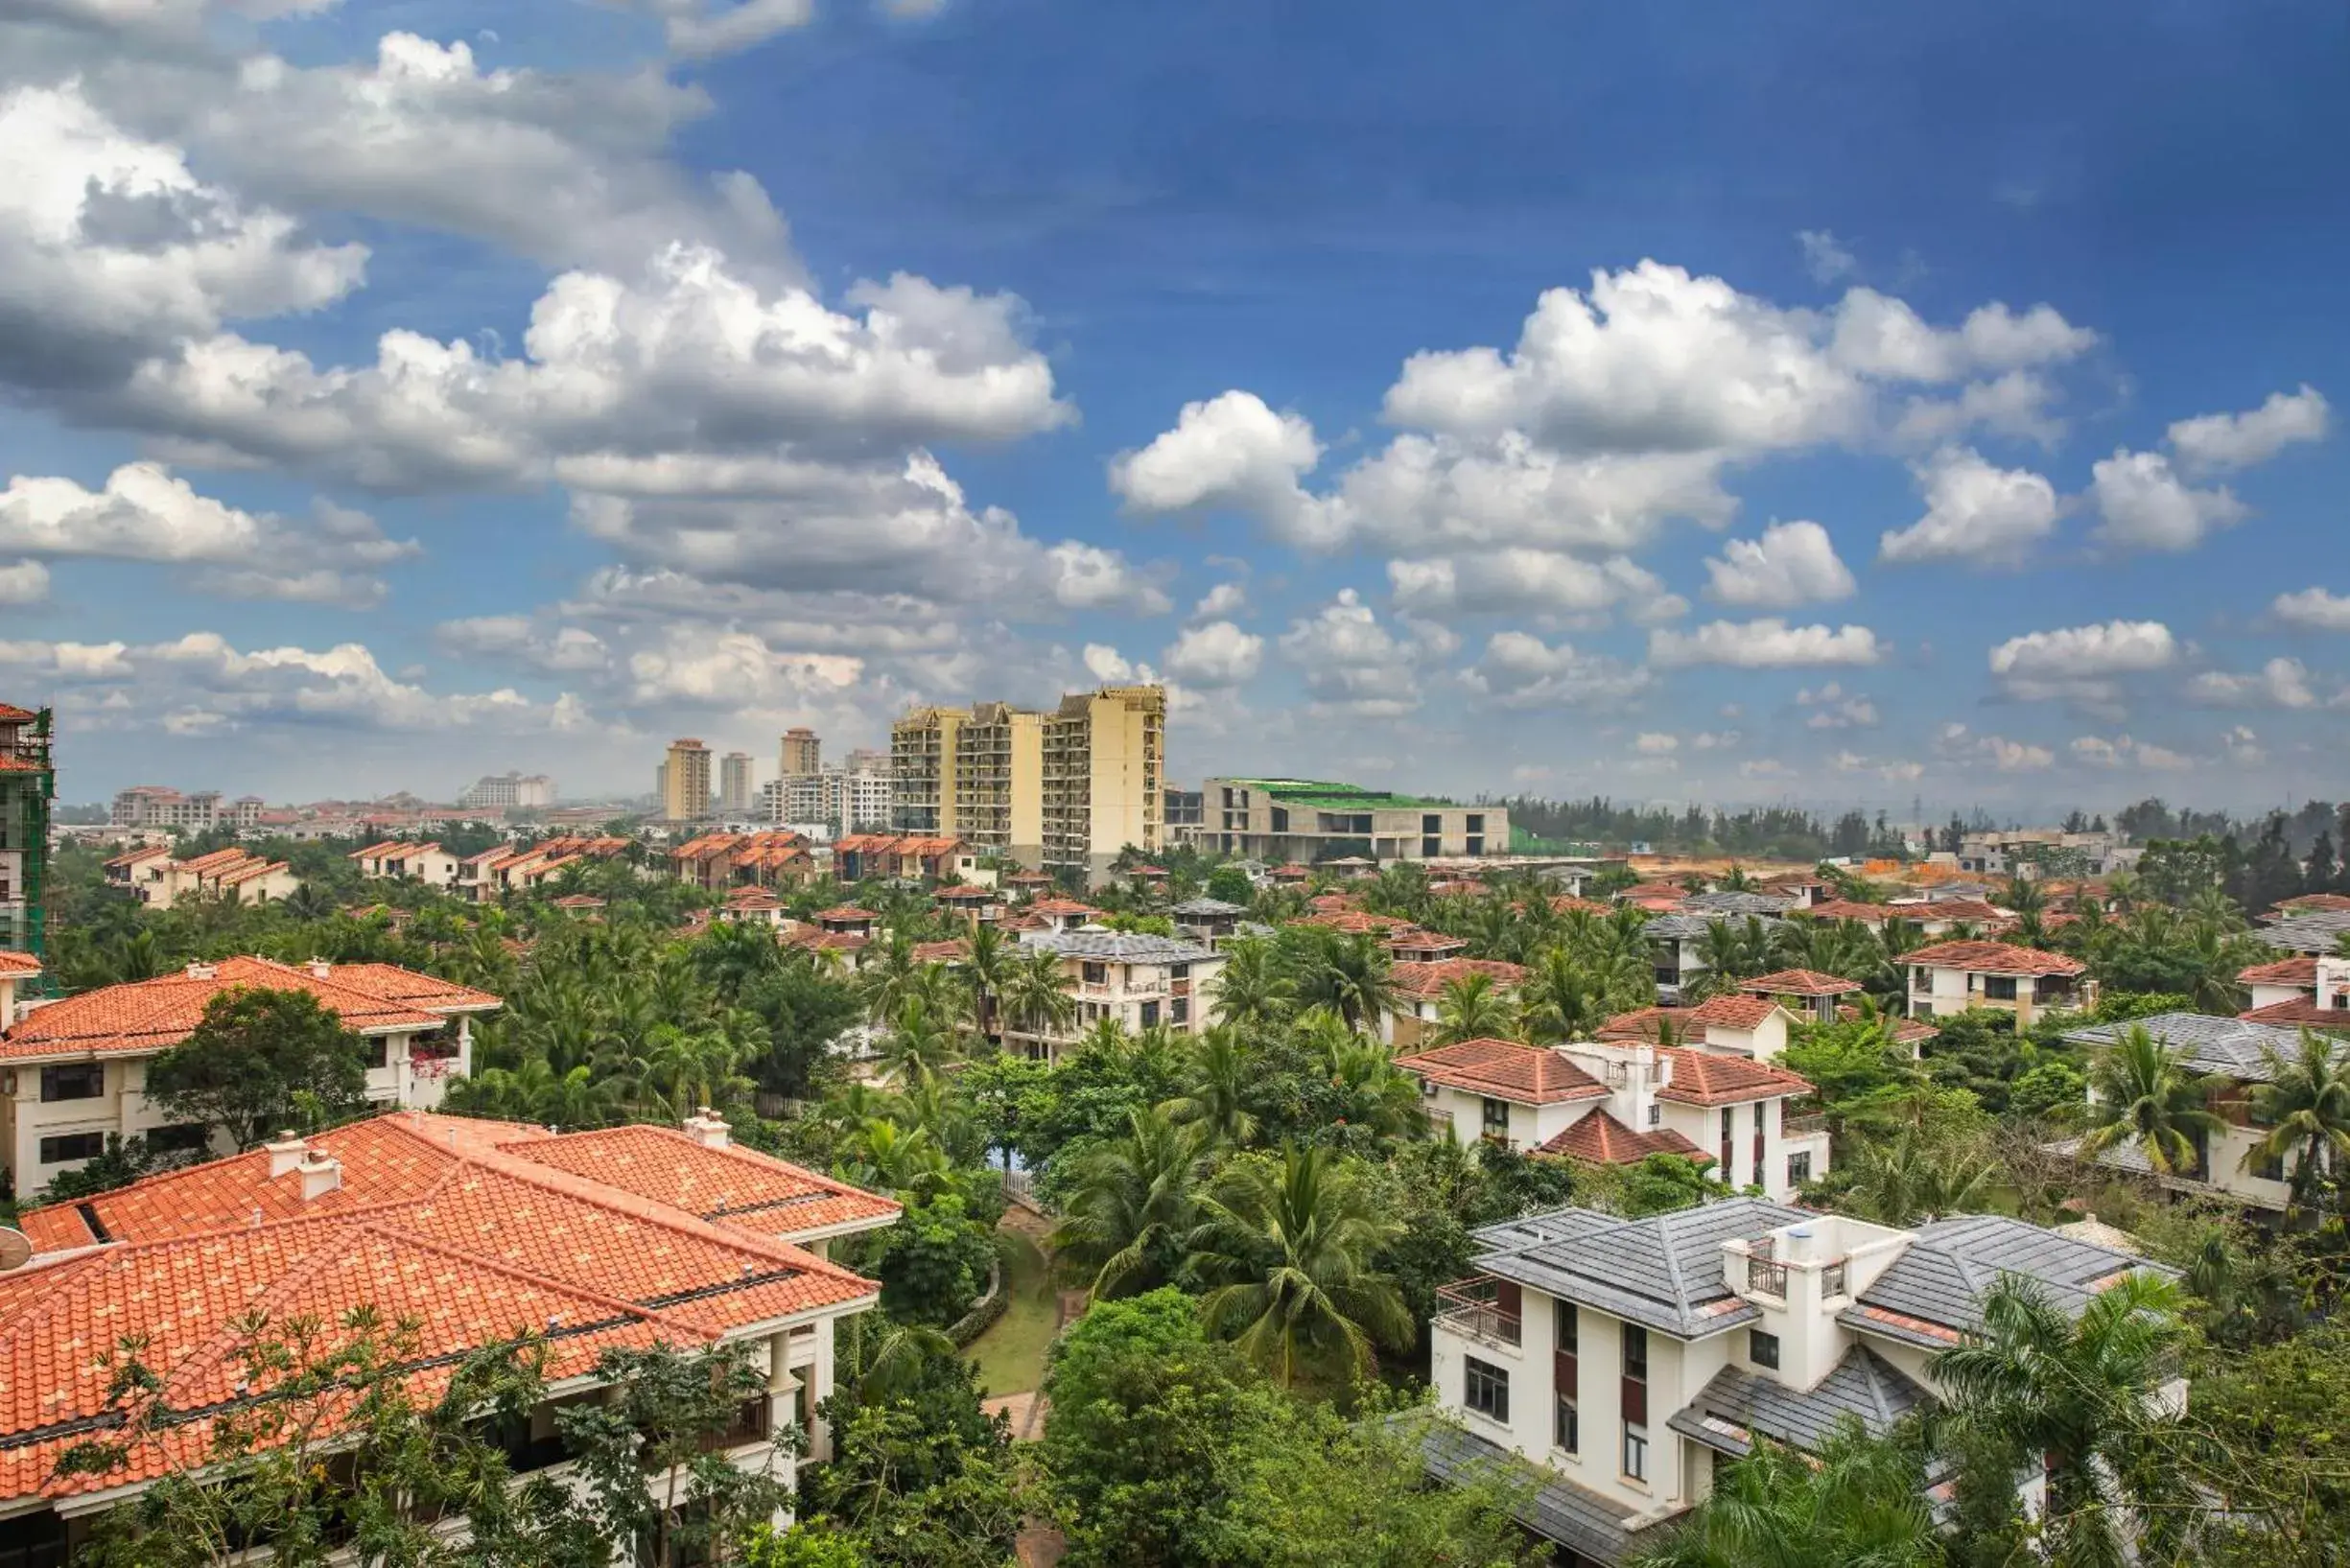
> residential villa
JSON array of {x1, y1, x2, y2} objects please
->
[
  {"x1": 1396, "y1": 1038, "x2": 1827, "y2": 1202},
  {"x1": 103, "y1": 845, "x2": 297, "y2": 910},
  {"x1": 1642, "y1": 914, "x2": 1787, "y2": 1006},
  {"x1": 2064, "y1": 1010, "x2": 2341, "y2": 1211},
  {"x1": 2235, "y1": 953, "x2": 2350, "y2": 1029},
  {"x1": 0, "y1": 957, "x2": 499, "y2": 1196},
  {"x1": 828, "y1": 833, "x2": 973, "y2": 883},
  {"x1": 1169, "y1": 896, "x2": 1248, "y2": 947},
  {"x1": 1420, "y1": 1199, "x2": 2175, "y2": 1564},
  {"x1": 1003, "y1": 930, "x2": 1225, "y2": 1064},
  {"x1": 0, "y1": 1110, "x2": 899, "y2": 1558},
  {"x1": 671, "y1": 831, "x2": 815, "y2": 893},
  {"x1": 1904, "y1": 940, "x2": 2092, "y2": 1025},
  {"x1": 350, "y1": 839, "x2": 463, "y2": 888},
  {"x1": 1379, "y1": 958, "x2": 1530, "y2": 1053}
]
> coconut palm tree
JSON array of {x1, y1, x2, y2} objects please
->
[
  {"x1": 1430, "y1": 971, "x2": 1516, "y2": 1045},
  {"x1": 1212, "y1": 934, "x2": 1297, "y2": 1033},
  {"x1": 1932, "y1": 1272, "x2": 2187, "y2": 1567},
  {"x1": 1517, "y1": 948, "x2": 1612, "y2": 1044},
  {"x1": 1291, "y1": 931, "x2": 1398, "y2": 1033},
  {"x1": 960, "y1": 921, "x2": 1014, "y2": 1041},
  {"x1": 1843, "y1": 1127, "x2": 1996, "y2": 1226},
  {"x1": 2080, "y1": 1025, "x2": 2224, "y2": 1178},
  {"x1": 1681, "y1": 917, "x2": 1774, "y2": 1003},
  {"x1": 1158, "y1": 1026, "x2": 1260, "y2": 1147},
  {"x1": 856, "y1": 932, "x2": 926, "y2": 1026},
  {"x1": 1184, "y1": 1142, "x2": 1412, "y2": 1386},
  {"x1": 1319, "y1": 1033, "x2": 1429, "y2": 1141},
  {"x1": 1049, "y1": 1109, "x2": 1210, "y2": 1299},
  {"x1": 1630, "y1": 1420, "x2": 1939, "y2": 1568},
  {"x1": 999, "y1": 947, "x2": 1077, "y2": 1051},
  {"x1": 2245, "y1": 1030, "x2": 2350, "y2": 1213},
  {"x1": 880, "y1": 993, "x2": 961, "y2": 1083}
]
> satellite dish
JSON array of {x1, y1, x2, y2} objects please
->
[{"x1": 0, "y1": 1229, "x2": 32, "y2": 1272}]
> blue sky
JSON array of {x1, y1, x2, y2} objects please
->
[{"x1": 1, "y1": 0, "x2": 2343, "y2": 816}]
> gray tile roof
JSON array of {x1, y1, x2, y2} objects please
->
[
  {"x1": 2251, "y1": 910, "x2": 2350, "y2": 952},
  {"x1": 1680, "y1": 891, "x2": 1801, "y2": 916},
  {"x1": 1017, "y1": 930, "x2": 1219, "y2": 964},
  {"x1": 2063, "y1": 1010, "x2": 2318, "y2": 1083},
  {"x1": 1668, "y1": 1345, "x2": 1932, "y2": 1459},
  {"x1": 1472, "y1": 1198, "x2": 1809, "y2": 1338},
  {"x1": 1644, "y1": 912, "x2": 1788, "y2": 941},
  {"x1": 1169, "y1": 897, "x2": 1247, "y2": 917},
  {"x1": 1838, "y1": 1213, "x2": 2173, "y2": 1350},
  {"x1": 1407, "y1": 1415, "x2": 1654, "y2": 1564}
]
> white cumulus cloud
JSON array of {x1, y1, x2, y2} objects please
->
[
  {"x1": 2166, "y1": 385, "x2": 2328, "y2": 474},
  {"x1": 1163, "y1": 620, "x2": 1264, "y2": 688},
  {"x1": 1648, "y1": 619, "x2": 1883, "y2": 669},
  {"x1": 1701, "y1": 520, "x2": 1855, "y2": 608},
  {"x1": 2272, "y1": 587, "x2": 2350, "y2": 633},
  {"x1": 1877, "y1": 446, "x2": 2062, "y2": 568},
  {"x1": 1987, "y1": 619, "x2": 2178, "y2": 706}
]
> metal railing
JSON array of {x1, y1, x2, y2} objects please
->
[
  {"x1": 1784, "y1": 1112, "x2": 1830, "y2": 1136},
  {"x1": 1746, "y1": 1257, "x2": 1789, "y2": 1297},
  {"x1": 1435, "y1": 1277, "x2": 1521, "y2": 1347},
  {"x1": 1821, "y1": 1261, "x2": 1847, "y2": 1297}
]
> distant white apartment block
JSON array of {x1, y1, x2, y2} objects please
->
[{"x1": 458, "y1": 772, "x2": 557, "y2": 811}]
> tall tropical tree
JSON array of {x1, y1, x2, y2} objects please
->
[
  {"x1": 1680, "y1": 917, "x2": 1774, "y2": 1003},
  {"x1": 1932, "y1": 1273, "x2": 2187, "y2": 1567},
  {"x1": 880, "y1": 993, "x2": 961, "y2": 1084},
  {"x1": 1049, "y1": 1110, "x2": 1210, "y2": 1299},
  {"x1": 1631, "y1": 1421, "x2": 1939, "y2": 1568},
  {"x1": 1291, "y1": 931, "x2": 1398, "y2": 1033},
  {"x1": 2079, "y1": 1025, "x2": 2223, "y2": 1178},
  {"x1": 961, "y1": 922, "x2": 1015, "y2": 1041},
  {"x1": 1517, "y1": 948, "x2": 1613, "y2": 1044},
  {"x1": 1212, "y1": 935, "x2": 1297, "y2": 1032},
  {"x1": 999, "y1": 948, "x2": 1078, "y2": 1047},
  {"x1": 1430, "y1": 971, "x2": 1516, "y2": 1045},
  {"x1": 1184, "y1": 1142, "x2": 1412, "y2": 1386},
  {"x1": 1843, "y1": 1127, "x2": 1995, "y2": 1226},
  {"x1": 2246, "y1": 1030, "x2": 2350, "y2": 1212},
  {"x1": 1158, "y1": 1026, "x2": 1260, "y2": 1147}
]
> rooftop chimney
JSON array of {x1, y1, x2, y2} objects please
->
[
  {"x1": 296, "y1": 1150, "x2": 342, "y2": 1202},
  {"x1": 308, "y1": 959, "x2": 332, "y2": 979},
  {"x1": 265, "y1": 1130, "x2": 308, "y2": 1178},
  {"x1": 185, "y1": 961, "x2": 218, "y2": 981},
  {"x1": 683, "y1": 1108, "x2": 731, "y2": 1149}
]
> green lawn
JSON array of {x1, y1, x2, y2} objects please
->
[{"x1": 966, "y1": 1226, "x2": 1059, "y2": 1398}]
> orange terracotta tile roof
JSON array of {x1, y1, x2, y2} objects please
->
[
  {"x1": 0, "y1": 957, "x2": 498, "y2": 1064},
  {"x1": 1005, "y1": 869, "x2": 1054, "y2": 883},
  {"x1": 0, "y1": 702, "x2": 35, "y2": 721},
  {"x1": 1388, "y1": 958, "x2": 1531, "y2": 999},
  {"x1": 4, "y1": 1112, "x2": 893, "y2": 1502},
  {"x1": 832, "y1": 834, "x2": 894, "y2": 854},
  {"x1": 1389, "y1": 927, "x2": 1469, "y2": 951},
  {"x1": 1898, "y1": 899, "x2": 2005, "y2": 923},
  {"x1": 897, "y1": 836, "x2": 962, "y2": 857},
  {"x1": 912, "y1": 940, "x2": 970, "y2": 962},
  {"x1": 1535, "y1": 1110, "x2": 1707, "y2": 1164},
  {"x1": 1684, "y1": 995, "x2": 1786, "y2": 1031},
  {"x1": 1596, "y1": 1006, "x2": 1692, "y2": 1043},
  {"x1": 1025, "y1": 898, "x2": 1104, "y2": 918},
  {"x1": 816, "y1": 904, "x2": 878, "y2": 921},
  {"x1": 2280, "y1": 893, "x2": 2350, "y2": 913},
  {"x1": 1741, "y1": 969, "x2": 1865, "y2": 997},
  {"x1": 1293, "y1": 909, "x2": 1412, "y2": 935},
  {"x1": 1903, "y1": 939, "x2": 2085, "y2": 977},
  {"x1": 1396, "y1": 1039, "x2": 1611, "y2": 1105},
  {"x1": 104, "y1": 845, "x2": 174, "y2": 869},
  {"x1": 1655, "y1": 1048, "x2": 1814, "y2": 1106},
  {"x1": 0, "y1": 952, "x2": 39, "y2": 976},
  {"x1": 215, "y1": 859, "x2": 290, "y2": 886},
  {"x1": 350, "y1": 839, "x2": 414, "y2": 859},
  {"x1": 933, "y1": 885, "x2": 997, "y2": 901},
  {"x1": 2240, "y1": 955, "x2": 2319, "y2": 987},
  {"x1": 2239, "y1": 999, "x2": 2350, "y2": 1030},
  {"x1": 175, "y1": 848, "x2": 252, "y2": 876}
]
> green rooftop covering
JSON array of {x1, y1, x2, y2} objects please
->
[{"x1": 1222, "y1": 778, "x2": 1462, "y2": 810}]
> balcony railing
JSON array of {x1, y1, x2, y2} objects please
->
[
  {"x1": 1784, "y1": 1112, "x2": 1830, "y2": 1136},
  {"x1": 1435, "y1": 1276, "x2": 1521, "y2": 1347},
  {"x1": 1821, "y1": 1260, "x2": 1847, "y2": 1297},
  {"x1": 1746, "y1": 1257, "x2": 1789, "y2": 1297}
]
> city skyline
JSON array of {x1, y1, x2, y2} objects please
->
[{"x1": 0, "y1": 4, "x2": 2342, "y2": 815}]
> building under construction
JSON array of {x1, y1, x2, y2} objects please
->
[{"x1": 0, "y1": 702, "x2": 52, "y2": 976}]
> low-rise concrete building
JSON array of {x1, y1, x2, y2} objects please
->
[
  {"x1": 1198, "y1": 778, "x2": 1507, "y2": 865},
  {"x1": 1004, "y1": 930, "x2": 1224, "y2": 1064}
]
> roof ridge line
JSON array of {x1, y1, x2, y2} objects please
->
[{"x1": 347, "y1": 1216, "x2": 706, "y2": 1338}]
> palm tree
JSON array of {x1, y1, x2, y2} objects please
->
[
  {"x1": 856, "y1": 933, "x2": 925, "y2": 1026},
  {"x1": 1517, "y1": 948, "x2": 1611, "y2": 1044},
  {"x1": 1212, "y1": 935, "x2": 1296, "y2": 1032},
  {"x1": 1322, "y1": 1036, "x2": 1428, "y2": 1140},
  {"x1": 2245, "y1": 1030, "x2": 2350, "y2": 1212},
  {"x1": 1843, "y1": 1128, "x2": 1995, "y2": 1226},
  {"x1": 999, "y1": 948, "x2": 1077, "y2": 1050},
  {"x1": 1185, "y1": 1142, "x2": 1412, "y2": 1387},
  {"x1": 1292, "y1": 931, "x2": 1399, "y2": 1033},
  {"x1": 1681, "y1": 917, "x2": 1773, "y2": 1003},
  {"x1": 1049, "y1": 1110, "x2": 1211, "y2": 1299},
  {"x1": 1932, "y1": 1272, "x2": 2187, "y2": 1566},
  {"x1": 961, "y1": 922, "x2": 1014, "y2": 1041},
  {"x1": 2080, "y1": 1024, "x2": 2223, "y2": 1178},
  {"x1": 881, "y1": 993, "x2": 961, "y2": 1083},
  {"x1": 1158, "y1": 1026, "x2": 1260, "y2": 1147},
  {"x1": 1630, "y1": 1420, "x2": 1939, "y2": 1568},
  {"x1": 1430, "y1": 971, "x2": 1516, "y2": 1045}
]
